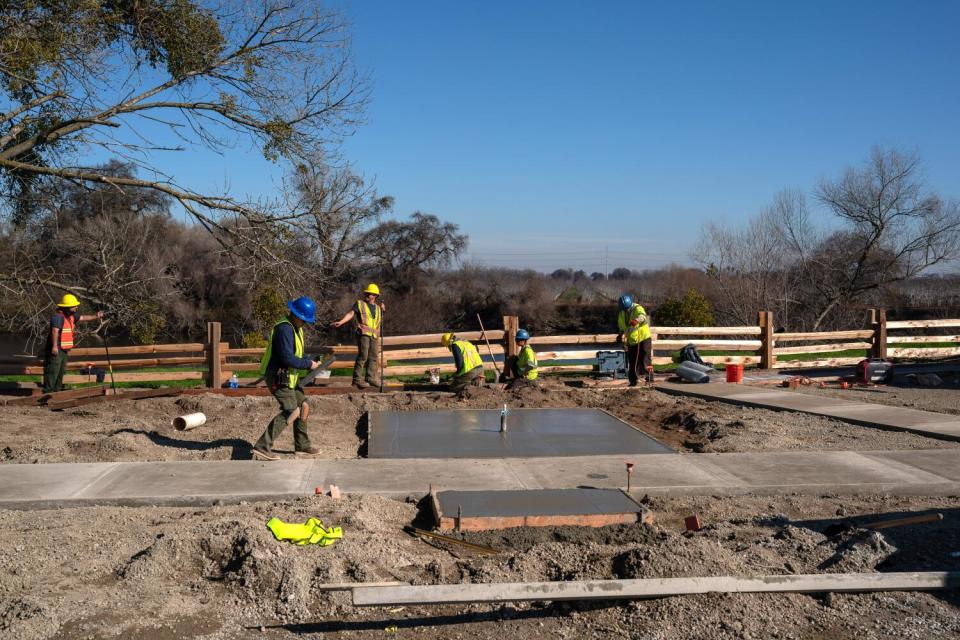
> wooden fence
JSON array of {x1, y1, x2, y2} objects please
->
[{"x1": 1, "y1": 310, "x2": 958, "y2": 387}]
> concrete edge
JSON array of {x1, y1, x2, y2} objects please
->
[{"x1": 655, "y1": 385, "x2": 960, "y2": 443}]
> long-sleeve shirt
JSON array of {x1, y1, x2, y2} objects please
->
[
  {"x1": 269, "y1": 321, "x2": 313, "y2": 372},
  {"x1": 451, "y1": 342, "x2": 465, "y2": 373}
]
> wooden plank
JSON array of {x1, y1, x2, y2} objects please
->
[
  {"x1": 528, "y1": 334, "x2": 618, "y2": 346},
  {"x1": 773, "y1": 342, "x2": 872, "y2": 355},
  {"x1": 775, "y1": 330, "x2": 875, "y2": 341},
  {"x1": 63, "y1": 371, "x2": 203, "y2": 383},
  {"x1": 887, "y1": 335, "x2": 960, "y2": 344},
  {"x1": 650, "y1": 326, "x2": 762, "y2": 336},
  {"x1": 772, "y1": 357, "x2": 863, "y2": 369},
  {"x1": 652, "y1": 340, "x2": 761, "y2": 350},
  {"x1": 207, "y1": 322, "x2": 222, "y2": 389},
  {"x1": 353, "y1": 572, "x2": 960, "y2": 606},
  {"x1": 888, "y1": 347, "x2": 960, "y2": 359},
  {"x1": 1, "y1": 385, "x2": 107, "y2": 407},
  {"x1": 382, "y1": 330, "x2": 504, "y2": 347},
  {"x1": 701, "y1": 355, "x2": 759, "y2": 365},
  {"x1": 48, "y1": 387, "x2": 180, "y2": 410},
  {"x1": 886, "y1": 319, "x2": 960, "y2": 329},
  {"x1": 538, "y1": 365, "x2": 594, "y2": 374},
  {"x1": 67, "y1": 343, "x2": 206, "y2": 356}
]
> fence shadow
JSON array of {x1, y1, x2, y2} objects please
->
[{"x1": 109, "y1": 428, "x2": 252, "y2": 460}]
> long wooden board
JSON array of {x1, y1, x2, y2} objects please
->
[
  {"x1": 773, "y1": 342, "x2": 872, "y2": 355},
  {"x1": 886, "y1": 319, "x2": 960, "y2": 329},
  {"x1": 888, "y1": 347, "x2": 960, "y2": 359},
  {"x1": 48, "y1": 388, "x2": 180, "y2": 410},
  {"x1": 352, "y1": 571, "x2": 960, "y2": 606},
  {"x1": 887, "y1": 335, "x2": 960, "y2": 344},
  {"x1": 775, "y1": 330, "x2": 875, "y2": 341}
]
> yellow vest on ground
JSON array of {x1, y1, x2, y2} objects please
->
[
  {"x1": 355, "y1": 300, "x2": 382, "y2": 337},
  {"x1": 618, "y1": 303, "x2": 651, "y2": 345},
  {"x1": 259, "y1": 318, "x2": 306, "y2": 388},
  {"x1": 517, "y1": 344, "x2": 539, "y2": 380},
  {"x1": 453, "y1": 340, "x2": 483, "y2": 376}
]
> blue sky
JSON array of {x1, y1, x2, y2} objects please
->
[{"x1": 121, "y1": 1, "x2": 960, "y2": 272}]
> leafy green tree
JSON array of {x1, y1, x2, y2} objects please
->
[{"x1": 654, "y1": 289, "x2": 715, "y2": 327}]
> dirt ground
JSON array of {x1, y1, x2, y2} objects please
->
[
  {"x1": 2, "y1": 384, "x2": 958, "y2": 465},
  {"x1": 2, "y1": 493, "x2": 959, "y2": 640}
]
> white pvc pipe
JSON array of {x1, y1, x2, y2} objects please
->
[{"x1": 173, "y1": 412, "x2": 207, "y2": 431}]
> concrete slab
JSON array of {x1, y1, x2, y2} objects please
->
[
  {"x1": 434, "y1": 488, "x2": 646, "y2": 530},
  {"x1": 4, "y1": 449, "x2": 960, "y2": 510},
  {"x1": 367, "y1": 408, "x2": 674, "y2": 458},
  {"x1": 657, "y1": 382, "x2": 960, "y2": 442}
]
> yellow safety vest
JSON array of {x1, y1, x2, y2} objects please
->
[
  {"x1": 259, "y1": 318, "x2": 306, "y2": 388},
  {"x1": 517, "y1": 344, "x2": 539, "y2": 380},
  {"x1": 355, "y1": 300, "x2": 382, "y2": 337},
  {"x1": 618, "y1": 303, "x2": 651, "y2": 346},
  {"x1": 453, "y1": 340, "x2": 483, "y2": 376}
]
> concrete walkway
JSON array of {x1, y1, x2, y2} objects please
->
[
  {"x1": 2, "y1": 449, "x2": 960, "y2": 509},
  {"x1": 657, "y1": 382, "x2": 960, "y2": 441}
]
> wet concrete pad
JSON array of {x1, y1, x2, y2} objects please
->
[{"x1": 367, "y1": 408, "x2": 674, "y2": 458}]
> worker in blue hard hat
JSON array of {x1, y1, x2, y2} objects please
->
[
  {"x1": 252, "y1": 296, "x2": 323, "y2": 461},
  {"x1": 503, "y1": 328, "x2": 539, "y2": 388},
  {"x1": 616, "y1": 294, "x2": 653, "y2": 386}
]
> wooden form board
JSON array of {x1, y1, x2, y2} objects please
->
[{"x1": 352, "y1": 571, "x2": 960, "y2": 606}]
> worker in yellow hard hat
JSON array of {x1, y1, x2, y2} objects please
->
[
  {"x1": 330, "y1": 283, "x2": 385, "y2": 389},
  {"x1": 442, "y1": 332, "x2": 485, "y2": 396},
  {"x1": 43, "y1": 293, "x2": 103, "y2": 393}
]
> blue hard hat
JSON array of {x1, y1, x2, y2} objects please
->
[
  {"x1": 516, "y1": 329, "x2": 530, "y2": 341},
  {"x1": 618, "y1": 294, "x2": 633, "y2": 311},
  {"x1": 287, "y1": 296, "x2": 317, "y2": 323}
]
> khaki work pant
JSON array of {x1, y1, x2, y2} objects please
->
[
  {"x1": 43, "y1": 350, "x2": 69, "y2": 393},
  {"x1": 354, "y1": 335, "x2": 380, "y2": 385},
  {"x1": 449, "y1": 367, "x2": 484, "y2": 394},
  {"x1": 255, "y1": 386, "x2": 311, "y2": 452}
]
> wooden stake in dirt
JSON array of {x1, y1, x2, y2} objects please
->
[
  {"x1": 353, "y1": 571, "x2": 960, "y2": 607},
  {"x1": 476, "y1": 314, "x2": 502, "y2": 378}
]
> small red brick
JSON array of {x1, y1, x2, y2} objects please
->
[{"x1": 684, "y1": 514, "x2": 702, "y2": 532}]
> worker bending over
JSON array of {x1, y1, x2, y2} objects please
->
[
  {"x1": 43, "y1": 294, "x2": 103, "y2": 393},
  {"x1": 441, "y1": 332, "x2": 485, "y2": 395},
  {"x1": 616, "y1": 294, "x2": 653, "y2": 386},
  {"x1": 253, "y1": 296, "x2": 322, "y2": 461},
  {"x1": 503, "y1": 328, "x2": 539, "y2": 388},
  {"x1": 331, "y1": 283, "x2": 384, "y2": 389}
]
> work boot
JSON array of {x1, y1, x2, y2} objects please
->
[
  {"x1": 252, "y1": 447, "x2": 280, "y2": 461},
  {"x1": 295, "y1": 445, "x2": 321, "y2": 458},
  {"x1": 365, "y1": 378, "x2": 380, "y2": 389},
  {"x1": 353, "y1": 380, "x2": 369, "y2": 389}
]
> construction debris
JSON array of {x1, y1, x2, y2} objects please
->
[
  {"x1": 403, "y1": 525, "x2": 499, "y2": 555},
  {"x1": 173, "y1": 412, "x2": 206, "y2": 431},
  {"x1": 823, "y1": 512, "x2": 944, "y2": 536}
]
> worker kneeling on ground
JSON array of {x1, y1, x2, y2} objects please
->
[
  {"x1": 43, "y1": 294, "x2": 103, "y2": 393},
  {"x1": 441, "y1": 332, "x2": 485, "y2": 395},
  {"x1": 330, "y1": 283, "x2": 384, "y2": 389},
  {"x1": 253, "y1": 296, "x2": 323, "y2": 461},
  {"x1": 503, "y1": 328, "x2": 539, "y2": 389},
  {"x1": 616, "y1": 294, "x2": 653, "y2": 386}
]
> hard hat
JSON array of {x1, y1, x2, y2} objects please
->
[
  {"x1": 515, "y1": 329, "x2": 530, "y2": 341},
  {"x1": 57, "y1": 293, "x2": 81, "y2": 308},
  {"x1": 618, "y1": 294, "x2": 633, "y2": 311},
  {"x1": 363, "y1": 283, "x2": 380, "y2": 296},
  {"x1": 287, "y1": 296, "x2": 317, "y2": 324},
  {"x1": 441, "y1": 332, "x2": 455, "y2": 347}
]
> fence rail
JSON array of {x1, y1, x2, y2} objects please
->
[{"x1": 2, "y1": 309, "x2": 958, "y2": 387}]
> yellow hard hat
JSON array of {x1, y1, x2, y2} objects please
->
[
  {"x1": 57, "y1": 293, "x2": 81, "y2": 308},
  {"x1": 363, "y1": 283, "x2": 380, "y2": 296},
  {"x1": 441, "y1": 332, "x2": 455, "y2": 347}
]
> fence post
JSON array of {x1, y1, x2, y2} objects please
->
[
  {"x1": 206, "y1": 321, "x2": 222, "y2": 388},
  {"x1": 871, "y1": 309, "x2": 887, "y2": 359},
  {"x1": 758, "y1": 311, "x2": 775, "y2": 370},
  {"x1": 503, "y1": 315, "x2": 519, "y2": 360}
]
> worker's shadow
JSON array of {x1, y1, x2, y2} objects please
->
[
  {"x1": 109, "y1": 428, "x2": 252, "y2": 460},
  {"x1": 778, "y1": 506, "x2": 960, "y2": 607}
]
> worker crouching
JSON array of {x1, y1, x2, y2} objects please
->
[
  {"x1": 441, "y1": 332, "x2": 485, "y2": 395},
  {"x1": 503, "y1": 328, "x2": 539, "y2": 389},
  {"x1": 616, "y1": 294, "x2": 653, "y2": 386},
  {"x1": 252, "y1": 296, "x2": 323, "y2": 461}
]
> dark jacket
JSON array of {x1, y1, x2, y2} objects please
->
[{"x1": 268, "y1": 320, "x2": 313, "y2": 373}]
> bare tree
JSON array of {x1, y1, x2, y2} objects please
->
[{"x1": 0, "y1": 1, "x2": 367, "y2": 267}]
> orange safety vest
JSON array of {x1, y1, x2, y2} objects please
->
[{"x1": 59, "y1": 313, "x2": 76, "y2": 350}]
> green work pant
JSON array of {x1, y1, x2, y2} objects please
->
[
  {"x1": 449, "y1": 367, "x2": 484, "y2": 394},
  {"x1": 255, "y1": 386, "x2": 311, "y2": 452},
  {"x1": 43, "y1": 350, "x2": 69, "y2": 393},
  {"x1": 353, "y1": 335, "x2": 379, "y2": 385}
]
